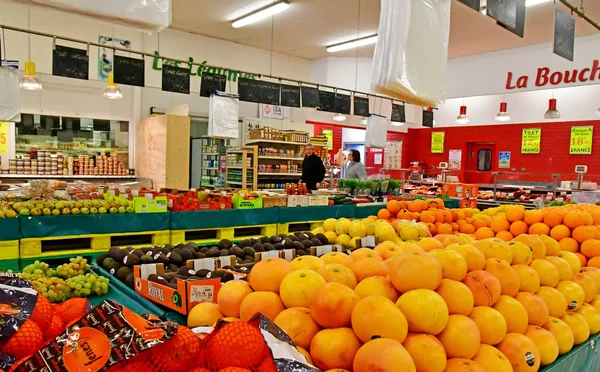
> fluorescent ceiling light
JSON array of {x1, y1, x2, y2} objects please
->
[
  {"x1": 327, "y1": 35, "x2": 378, "y2": 53},
  {"x1": 232, "y1": 1, "x2": 289, "y2": 28}
]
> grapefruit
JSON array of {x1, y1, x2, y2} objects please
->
[
  {"x1": 402, "y1": 333, "x2": 447, "y2": 372},
  {"x1": 437, "y1": 315, "x2": 481, "y2": 359},
  {"x1": 274, "y1": 307, "x2": 321, "y2": 350},
  {"x1": 388, "y1": 252, "x2": 443, "y2": 293},
  {"x1": 493, "y1": 295, "x2": 529, "y2": 334},
  {"x1": 318, "y1": 263, "x2": 357, "y2": 289},
  {"x1": 279, "y1": 269, "x2": 326, "y2": 308},
  {"x1": 239, "y1": 291, "x2": 284, "y2": 322},
  {"x1": 309, "y1": 282, "x2": 360, "y2": 328},
  {"x1": 446, "y1": 244, "x2": 486, "y2": 271},
  {"x1": 561, "y1": 312, "x2": 590, "y2": 345},
  {"x1": 310, "y1": 328, "x2": 361, "y2": 371},
  {"x1": 515, "y1": 292, "x2": 550, "y2": 326},
  {"x1": 435, "y1": 279, "x2": 474, "y2": 316},
  {"x1": 351, "y1": 295, "x2": 408, "y2": 343},
  {"x1": 469, "y1": 306, "x2": 507, "y2": 345},
  {"x1": 542, "y1": 316, "x2": 574, "y2": 355},
  {"x1": 484, "y1": 258, "x2": 520, "y2": 297},
  {"x1": 353, "y1": 338, "x2": 416, "y2": 372},
  {"x1": 512, "y1": 264, "x2": 541, "y2": 293},
  {"x1": 524, "y1": 325, "x2": 559, "y2": 366},
  {"x1": 536, "y1": 286, "x2": 568, "y2": 318},
  {"x1": 530, "y1": 259, "x2": 560, "y2": 287},
  {"x1": 462, "y1": 270, "x2": 502, "y2": 306},
  {"x1": 248, "y1": 258, "x2": 292, "y2": 293},
  {"x1": 217, "y1": 280, "x2": 253, "y2": 318},
  {"x1": 396, "y1": 289, "x2": 449, "y2": 335},
  {"x1": 472, "y1": 344, "x2": 512, "y2": 372},
  {"x1": 354, "y1": 276, "x2": 399, "y2": 302},
  {"x1": 291, "y1": 256, "x2": 325, "y2": 271},
  {"x1": 430, "y1": 249, "x2": 468, "y2": 281},
  {"x1": 497, "y1": 333, "x2": 541, "y2": 372}
]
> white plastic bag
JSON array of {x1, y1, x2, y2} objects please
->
[
  {"x1": 209, "y1": 91, "x2": 240, "y2": 139},
  {"x1": 365, "y1": 114, "x2": 387, "y2": 149},
  {"x1": 371, "y1": 0, "x2": 451, "y2": 107},
  {"x1": 0, "y1": 64, "x2": 20, "y2": 122}
]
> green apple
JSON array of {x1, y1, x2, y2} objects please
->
[
  {"x1": 90, "y1": 207, "x2": 98, "y2": 214},
  {"x1": 31, "y1": 208, "x2": 42, "y2": 216},
  {"x1": 71, "y1": 208, "x2": 80, "y2": 215},
  {"x1": 19, "y1": 208, "x2": 30, "y2": 216},
  {"x1": 98, "y1": 207, "x2": 107, "y2": 214},
  {"x1": 126, "y1": 207, "x2": 134, "y2": 213},
  {"x1": 81, "y1": 207, "x2": 89, "y2": 215},
  {"x1": 51, "y1": 209, "x2": 61, "y2": 216},
  {"x1": 118, "y1": 206, "x2": 126, "y2": 214},
  {"x1": 42, "y1": 208, "x2": 52, "y2": 216},
  {"x1": 62, "y1": 208, "x2": 71, "y2": 215},
  {"x1": 109, "y1": 207, "x2": 118, "y2": 214}
]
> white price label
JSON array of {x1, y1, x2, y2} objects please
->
[{"x1": 189, "y1": 285, "x2": 215, "y2": 303}]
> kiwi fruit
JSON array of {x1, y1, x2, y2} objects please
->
[
  {"x1": 273, "y1": 243, "x2": 285, "y2": 250},
  {"x1": 263, "y1": 243, "x2": 275, "y2": 251},
  {"x1": 270, "y1": 236, "x2": 282, "y2": 244}
]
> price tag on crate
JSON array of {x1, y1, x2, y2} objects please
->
[
  {"x1": 189, "y1": 284, "x2": 215, "y2": 303},
  {"x1": 360, "y1": 236, "x2": 377, "y2": 248}
]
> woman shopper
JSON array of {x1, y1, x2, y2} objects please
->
[
  {"x1": 300, "y1": 144, "x2": 326, "y2": 191},
  {"x1": 345, "y1": 149, "x2": 366, "y2": 179}
]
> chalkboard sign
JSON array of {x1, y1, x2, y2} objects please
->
[
  {"x1": 496, "y1": 0, "x2": 525, "y2": 38},
  {"x1": 354, "y1": 96, "x2": 369, "y2": 117},
  {"x1": 335, "y1": 93, "x2": 351, "y2": 115},
  {"x1": 487, "y1": 0, "x2": 518, "y2": 29},
  {"x1": 318, "y1": 91, "x2": 336, "y2": 113},
  {"x1": 52, "y1": 45, "x2": 89, "y2": 80},
  {"x1": 113, "y1": 55, "x2": 145, "y2": 87},
  {"x1": 301, "y1": 86, "x2": 319, "y2": 108},
  {"x1": 200, "y1": 72, "x2": 226, "y2": 97},
  {"x1": 423, "y1": 110, "x2": 434, "y2": 128},
  {"x1": 281, "y1": 84, "x2": 301, "y2": 108},
  {"x1": 162, "y1": 65, "x2": 190, "y2": 94},
  {"x1": 554, "y1": 7, "x2": 575, "y2": 62},
  {"x1": 457, "y1": 0, "x2": 480, "y2": 11},
  {"x1": 238, "y1": 78, "x2": 281, "y2": 105},
  {"x1": 391, "y1": 104, "x2": 406, "y2": 123}
]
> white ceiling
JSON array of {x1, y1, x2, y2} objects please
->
[{"x1": 171, "y1": 0, "x2": 600, "y2": 61}]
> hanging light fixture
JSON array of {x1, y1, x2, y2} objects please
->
[
  {"x1": 361, "y1": 117, "x2": 368, "y2": 125},
  {"x1": 596, "y1": 105, "x2": 600, "y2": 117},
  {"x1": 495, "y1": 101, "x2": 510, "y2": 122},
  {"x1": 455, "y1": 105, "x2": 470, "y2": 124},
  {"x1": 19, "y1": 61, "x2": 42, "y2": 90},
  {"x1": 103, "y1": 73, "x2": 123, "y2": 99},
  {"x1": 333, "y1": 113, "x2": 346, "y2": 122},
  {"x1": 544, "y1": 98, "x2": 560, "y2": 119}
]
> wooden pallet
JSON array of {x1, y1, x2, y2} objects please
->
[
  {"x1": 277, "y1": 221, "x2": 324, "y2": 235},
  {"x1": 0, "y1": 240, "x2": 19, "y2": 261}
]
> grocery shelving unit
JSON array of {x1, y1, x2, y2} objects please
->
[
  {"x1": 198, "y1": 136, "x2": 226, "y2": 189},
  {"x1": 225, "y1": 146, "x2": 258, "y2": 190}
]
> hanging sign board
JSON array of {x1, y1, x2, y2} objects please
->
[
  {"x1": 52, "y1": 45, "x2": 89, "y2": 80},
  {"x1": 391, "y1": 104, "x2": 406, "y2": 123},
  {"x1": 570, "y1": 126, "x2": 593, "y2": 154},
  {"x1": 553, "y1": 8, "x2": 575, "y2": 62},
  {"x1": 281, "y1": 84, "x2": 301, "y2": 108},
  {"x1": 318, "y1": 91, "x2": 336, "y2": 113},
  {"x1": 499, "y1": 151, "x2": 511, "y2": 168},
  {"x1": 353, "y1": 96, "x2": 369, "y2": 117},
  {"x1": 301, "y1": 86, "x2": 319, "y2": 108},
  {"x1": 487, "y1": 0, "x2": 519, "y2": 30},
  {"x1": 457, "y1": 0, "x2": 481, "y2": 11},
  {"x1": 113, "y1": 55, "x2": 145, "y2": 87},
  {"x1": 162, "y1": 65, "x2": 190, "y2": 94},
  {"x1": 200, "y1": 72, "x2": 226, "y2": 97},
  {"x1": 496, "y1": 0, "x2": 525, "y2": 38},
  {"x1": 260, "y1": 81, "x2": 281, "y2": 105},
  {"x1": 335, "y1": 93, "x2": 351, "y2": 115},
  {"x1": 323, "y1": 129, "x2": 333, "y2": 150},
  {"x1": 0, "y1": 122, "x2": 9, "y2": 154},
  {"x1": 238, "y1": 78, "x2": 280, "y2": 105},
  {"x1": 521, "y1": 128, "x2": 541, "y2": 154},
  {"x1": 431, "y1": 132, "x2": 445, "y2": 153},
  {"x1": 423, "y1": 110, "x2": 434, "y2": 128}
]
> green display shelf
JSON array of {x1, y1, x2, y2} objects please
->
[
  {"x1": 355, "y1": 203, "x2": 385, "y2": 218},
  {"x1": 542, "y1": 332, "x2": 600, "y2": 372},
  {"x1": 170, "y1": 208, "x2": 278, "y2": 230},
  {"x1": 277, "y1": 205, "x2": 357, "y2": 223},
  {"x1": 0, "y1": 218, "x2": 20, "y2": 240}
]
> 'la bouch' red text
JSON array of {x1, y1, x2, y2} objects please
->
[{"x1": 506, "y1": 60, "x2": 600, "y2": 89}]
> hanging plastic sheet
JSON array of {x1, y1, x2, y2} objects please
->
[
  {"x1": 371, "y1": 0, "x2": 451, "y2": 107},
  {"x1": 209, "y1": 91, "x2": 240, "y2": 139},
  {"x1": 0, "y1": 63, "x2": 20, "y2": 122},
  {"x1": 365, "y1": 114, "x2": 388, "y2": 149}
]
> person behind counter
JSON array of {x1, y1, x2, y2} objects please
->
[
  {"x1": 346, "y1": 149, "x2": 366, "y2": 179},
  {"x1": 300, "y1": 144, "x2": 326, "y2": 191}
]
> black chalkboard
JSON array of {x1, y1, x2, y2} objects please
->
[
  {"x1": 457, "y1": 0, "x2": 480, "y2": 11},
  {"x1": 335, "y1": 93, "x2": 351, "y2": 115},
  {"x1": 113, "y1": 55, "x2": 145, "y2": 87},
  {"x1": 318, "y1": 91, "x2": 336, "y2": 113},
  {"x1": 391, "y1": 104, "x2": 406, "y2": 123},
  {"x1": 200, "y1": 72, "x2": 226, "y2": 97},
  {"x1": 496, "y1": 0, "x2": 525, "y2": 38},
  {"x1": 238, "y1": 78, "x2": 281, "y2": 105},
  {"x1": 554, "y1": 7, "x2": 575, "y2": 62},
  {"x1": 261, "y1": 81, "x2": 281, "y2": 105},
  {"x1": 281, "y1": 84, "x2": 301, "y2": 108},
  {"x1": 52, "y1": 45, "x2": 89, "y2": 80},
  {"x1": 354, "y1": 96, "x2": 369, "y2": 117},
  {"x1": 162, "y1": 65, "x2": 190, "y2": 94},
  {"x1": 423, "y1": 110, "x2": 434, "y2": 128},
  {"x1": 487, "y1": 0, "x2": 518, "y2": 29},
  {"x1": 301, "y1": 86, "x2": 319, "y2": 108}
]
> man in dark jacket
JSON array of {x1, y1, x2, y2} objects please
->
[{"x1": 301, "y1": 144, "x2": 326, "y2": 191}]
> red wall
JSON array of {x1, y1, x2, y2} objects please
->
[{"x1": 406, "y1": 120, "x2": 600, "y2": 183}]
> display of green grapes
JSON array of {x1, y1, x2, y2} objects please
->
[{"x1": 18, "y1": 256, "x2": 109, "y2": 303}]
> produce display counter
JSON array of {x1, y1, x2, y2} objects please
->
[
  {"x1": 542, "y1": 331, "x2": 600, "y2": 372},
  {"x1": 0, "y1": 218, "x2": 20, "y2": 271},
  {"x1": 355, "y1": 203, "x2": 386, "y2": 218}
]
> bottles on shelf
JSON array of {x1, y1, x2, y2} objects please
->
[{"x1": 258, "y1": 177, "x2": 301, "y2": 190}]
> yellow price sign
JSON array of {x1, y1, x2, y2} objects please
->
[
  {"x1": 431, "y1": 132, "x2": 445, "y2": 153},
  {"x1": 570, "y1": 126, "x2": 593, "y2": 154},
  {"x1": 323, "y1": 129, "x2": 333, "y2": 150},
  {"x1": 521, "y1": 128, "x2": 541, "y2": 154},
  {"x1": 0, "y1": 122, "x2": 9, "y2": 155}
]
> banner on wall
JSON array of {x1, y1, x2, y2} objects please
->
[
  {"x1": 570, "y1": 126, "x2": 593, "y2": 154},
  {"x1": 0, "y1": 122, "x2": 8, "y2": 154},
  {"x1": 448, "y1": 149, "x2": 461, "y2": 169},
  {"x1": 323, "y1": 129, "x2": 333, "y2": 150},
  {"x1": 521, "y1": 128, "x2": 541, "y2": 154},
  {"x1": 431, "y1": 132, "x2": 445, "y2": 153},
  {"x1": 499, "y1": 151, "x2": 511, "y2": 168}
]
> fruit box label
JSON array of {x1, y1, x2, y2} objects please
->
[
  {"x1": 187, "y1": 256, "x2": 236, "y2": 271},
  {"x1": 254, "y1": 249, "x2": 296, "y2": 262},
  {"x1": 310, "y1": 244, "x2": 343, "y2": 256}
]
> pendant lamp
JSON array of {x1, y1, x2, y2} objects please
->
[
  {"x1": 544, "y1": 98, "x2": 560, "y2": 119},
  {"x1": 333, "y1": 113, "x2": 346, "y2": 122},
  {"x1": 103, "y1": 73, "x2": 123, "y2": 100},
  {"x1": 495, "y1": 102, "x2": 510, "y2": 122},
  {"x1": 455, "y1": 105, "x2": 470, "y2": 124},
  {"x1": 19, "y1": 61, "x2": 42, "y2": 90}
]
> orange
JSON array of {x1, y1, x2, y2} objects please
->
[
  {"x1": 544, "y1": 210, "x2": 563, "y2": 228},
  {"x1": 402, "y1": 333, "x2": 446, "y2": 372},
  {"x1": 530, "y1": 259, "x2": 560, "y2": 287},
  {"x1": 572, "y1": 273, "x2": 598, "y2": 303},
  {"x1": 353, "y1": 338, "x2": 416, "y2": 372},
  {"x1": 416, "y1": 237, "x2": 444, "y2": 252},
  {"x1": 291, "y1": 255, "x2": 325, "y2": 271},
  {"x1": 280, "y1": 270, "x2": 326, "y2": 308},
  {"x1": 274, "y1": 307, "x2": 320, "y2": 350},
  {"x1": 574, "y1": 303, "x2": 600, "y2": 334},
  {"x1": 529, "y1": 222, "x2": 550, "y2": 235},
  {"x1": 576, "y1": 253, "x2": 589, "y2": 267},
  {"x1": 537, "y1": 235, "x2": 561, "y2": 256},
  {"x1": 239, "y1": 291, "x2": 284, "y2": 322},
  {"x1": 550, "y1": 224, "x2": 571, "y2": 241},
  {"x1": 546, "y1": 256, "x2": 574, "y2": 281},
  {"x1": 187, "y1": 302, "x2": 224, "y2": 327},
  {"x1": 44, "y1": 314, "x2": 65, "y2": 342},
  {"x1": 506, "y1": 206, "x2": 525, "y2": 222},
  {"x1": 349, "y1": 257, "x2": 388, "y2": 283},
  {"x1": 438, "y1": 315, "x2": 481, "y2": 359},
  {"x1": 561, "y1": 312, "x2": 590, "y2": 345},
  {"x1": 437, "y1": 223, "x2": 453, "y2": 235},
  {"x1": 524, "y1": 210, "x2": 544, "y2": 225},
  {"x1": 377, "y1": 208, "x2": 391, "y2": 220},
  {"x1": 474, "y1": 227, "x2": 495, "y2": 240},
  {"x1": 62, "y1": 328, "x2": 111, "y2": 371},
  {"x1": 493, "y1": 295, "x2": 530, "y2": 334},
  {"x1": 484, "y1": 258, "x2": 520, "y2": 297},
  {"x1": 309, "y1": 282, "x2": 360, "y2": 328},
  {"x1": 30, "y1": 294, "x2": 53, "y2": 330},
  {"x1": 588, "y1": 256, "x2": 600, "y2": 268},
  {"x1": 524, "y1": 325, "x2": 559, "y2": 366},
  {"x1": 473, "y1": 219, "x2": 488, "y2": 231},
  {"x1": 296, "y1": 347, "x2": 312, "y2": 365},
  {"x1": 373, "y1": 241, "x2": 404, "y2": 260},
  {"x1": 536, "y1": 286, "x2": 568, "y2": 318},
  {"x1": 509, "y1": 221, "x2": 529, "y2": 237},
  {"x1": 474, "y1": 238, "x2": 513, "y2": 263},
  {"x1": 491, "y1": 217, "x2": 510, "y2": 233},
  {"x1": 572, "y1": 225, "x2": 596, "y2": 244},
  {"x1": 2, "y1": 319, "x2": 44, "y2": 358},
  {"x1": 564, "y1": 211, "x2": 592, "y2": 229},
  {"x1": 556, "y1": 280, "x2": 586, "y2": 311},
  {"x1": 388, "y1": 252, "x2": 442, "y2": 293},
  {"x1": 318, "y1": 264, "x2": 357, "y2": 289},
  {"x1": 463, "y1": 270, "x2": 502, "y2": 306},
  {"x1": 444, "y1": 359, "x2": 485, "y2": 372},
  {"x1": 248, "y1": 258, "x2": 292, "y2": 293},
  {"x1": 496, "y1": 230, "x2": 514, "y2": 242},
  {"x1": 542, "y1": 316, "x2": 574, "y2": 355},
  {"x1": 430, "y1": 249, "x2": 468, "y2": 281},
  {"x1": 419, "y1": 210, "x2": 435, "y2": 224},
  {"x1": 310, "y1": 328, "x2": 361, "y2": 371},
  {"x1": 459, "y1": 223, "x2": 475, "y2": 234},
  {"x1": 386, "y1": 200, "x2": 401, "y2": 214},
  {"x1": 396, "y1": 289, "x2": 449, "y2": 335},
  {"x1": 515, "y1": 292, "x2": 550, "y2": 326},
  {"x1": 351, "y1": 296, "x2": 408, "y2": 343},
  {"x1": 217, "y1": 280, "x2": 253, "y2": 318},
  {"x1": 512, "y1": 264, "x2": 541, "y2": 293},
  {"x1": 512, "y1": 235, "x2": 546, "y2": 259},
  {"x1": 349, "y1": 248, "x2": 382, "y2": 262},
  {"x1": 469, "y1": 306, "x2": 507, "y2": 345},
  {"x1": 497, "y1": 333, "x2": 541, "y2": 372},
  {"x1": 447, "y1": 244, "x2": 486, "y2": 271},
  {"x1": 508, "y1": 241, "x2": 533, "y2": 265},
  {"x1": 580, "y1": 239, "x2": 600, "y2": 259},
  {"x1": 320, "y1": 252, "x2": 354, "y2": 267},
  {"x1": 473, "y1": 344, "x2": 512, "y2": 372},
  {"x1": 354, "y1": 276, "x2": 399, "y2": 302},
  {"x1": 436, "y1": 279, "x2": 474, "y2": 316},
  {"x1": 580, "y1": 267, "x2": 600, "y2": 290}
]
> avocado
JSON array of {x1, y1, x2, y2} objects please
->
[
  {"x1": 251, "y1": 237, "x2": 262, "y2": 245},
  {"x1": 206, "y1": 248, "x2": 221, "y2": 258},
  {"x1": 196, "y1": 269, "x2": 211, "y2": 277},
  {"x1": 167, "y1": 251, "x2": 183, "y2": 265},
  {"x1": 236, "y1": 257, "x2": 244, "y2": 264},
  {"x1": 220, "y1": 249, "x2": 230, "y2": 256},
  {"x1": 278, "y1": 234, "x2": 288, "y2": 239},
  {"x1": 116, "y1": 266, "x2": 132, "y2": 281},
  {"x1": 200, "y1": 247, "x2": 210, "y2": 254},
  {"x1": 125, "y1": 273, "x2": 134, "y2": 288},
  {"x1": 102, "y1": 257, "x2": 116, "y2": 270},
  {"x1": 96, "y1": 253, "x2": 109, "y2": 266},
  {"x1": 108, "y1": 247, "x2": 122, "y2": 259},
  {"x1": 162, "y1": 244, "x2": 174, "y2": 251},
  {"x1": 305, "y1": 232, "x2": 317, "y2": 240},
  {"x1": 140, "y1": 255, "x2": 154, "y2": 264},
  {"x1": 273, "y1": 243, "x2": 285, "y2": 250},
  {"x1": 141, "y1": 247, "x2": 154, "y2": 254},
  {"x1": 210, "y1": 270, "x2": 227, "y2": 278},
  {"x1": 243, "y1": 257, "x2": 254, "y2": 264},
  {"x1": 148, "y1": 274, "x2": 169, "y2": 286},
  {"x1": 178, "y1": 266, "x2": 196, "y2": 277},
  {"x1": 263, "y1": 243, "x2": 275, "y2": 252},
  {"x1": 260, "y1": 236, "x2": 270, "y2": 244},
  {"x1": 194, "y1": 252, "x2": 206, "y2": 259},
  {"x1": 294, "y1": 232, "x2": 309, "y2": 240},
  {"x1": 316, "y1": 233, "x2": 328, "y2": 245},
  {"x1": 297, "y1": 249, "x2": 307, "y2": 256},
  {"x1": 270, "y1": 236, "x2": 282, "y2": 244},
  {"x1": 108, "y1": 262, "x2": 123, "y2": 275},
  {"x1": 178, "y1": 249, "x2": 194, "y2": 261},
  {"x1": 252, "y1": 243, "x2": 265, "y2": 253},
  {"x1": 293, "y1": 241, "x2": 305, "y2": 251},
  {"x1": 113, "y1": 249, "x2": 127, "y2": 263},
  {"x1": 124, "y1": 247, "x2": 135, "y2": 254},
  {"x1": 174, "y1": 243, "x2": 186, "y2": 249},
  {"x1": 230, "y1": 246, "x2": 245, "y2": 258},
  {"x1": 242, "y1": 247, "x2": 256, "y2": 257},
  {"x1": 283, "y1": 238, "x2": 295, "y2": 249},
  {"x1": 185, "y1": 241, "x2": 198, "y2": 251},
  {"x1": 238, "y1": 239, "x2": 252, "y2": 248},
  {"x1": 310, "y1": 238, "x2": 322, "y2": 247},
  {"x1": 132, "y1": 250, "x2": 145, "y2": 258},
  {"x1": 123, "y1": 254, "x2": 140, "y2": 267},
  {"x1": 167, "y1": 264, "x2": 180, "y2": 272},
  {"x1": 288, "y1": 235, "x2": 300, "y2": 242},
  {"x1": 218, "y1": 239, "x2": 233, "y2": 250},
  {"x1": 301, "y1": 240, "x2": 313, "y2": 249},
  {"x1": 160, "y1": 246, "x2": 172, "y2": 255},
  {"x1": 153, "y1": 253, "x2": 170, "y2": 265},
  {"x1": 221, "y1": 272, "x2": 234, "y2": 282}
]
